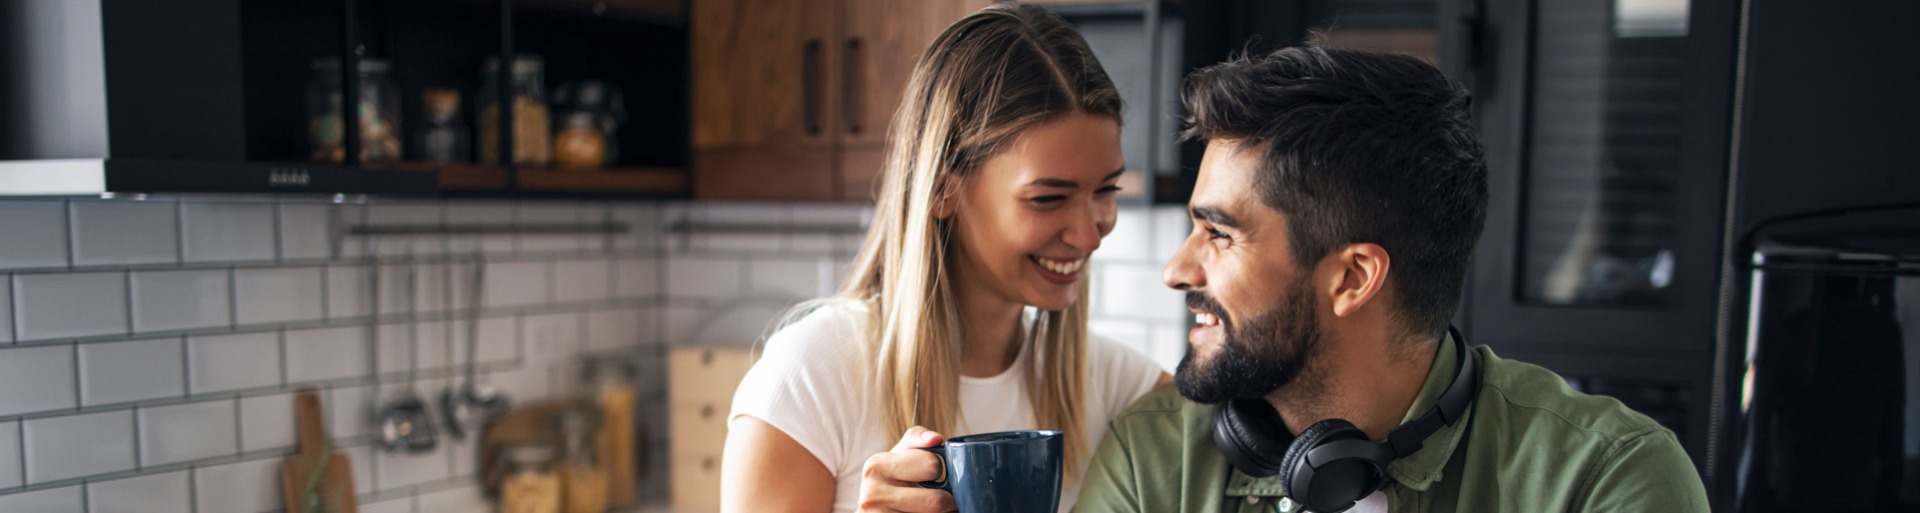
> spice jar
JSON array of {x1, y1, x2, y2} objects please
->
[
  {"x1": 550, "y1": 81, "x2": 624, "y2": 170},
  {"x1": 499, "y1": 442, "x2": 562, "y2": 513},
  {"x1": 556, "y1": 407, "x2": 609, "y2": 513},
  {"x1": 307, "y1": 57, "x2": 403, "y2": 163},
  {"x1": 416, "y1": 88, "x2": 469, "y2": 163},
  {"x1": 581, "y1": 359, "x2": 642, "y2": 509},
  {"x1": 479, "y1": 54, "x2": 551, "y2": 166}
]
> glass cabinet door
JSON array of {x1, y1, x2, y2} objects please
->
[{"x1": 1520, "y1": 0, "x2": 1690, "y2": 307}]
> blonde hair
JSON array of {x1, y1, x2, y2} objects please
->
[{"x1": 831, "y1": 2, "x2": 1123, "y2": 477}]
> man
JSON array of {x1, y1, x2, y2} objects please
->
[{"x1": 1073, "y1": 44, "x2": 1709, "y2": 513}]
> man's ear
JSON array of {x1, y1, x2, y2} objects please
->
[{"x1": 1323, "y1": 243, "x2": 1390, "y2": 318}]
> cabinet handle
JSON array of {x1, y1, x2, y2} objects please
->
[
  {"x1": 803, "y1": 39, "x2": 823, "y2": 136},
  {"x1": 843, "y1": 37, "x2": 864, "y2": 135}
]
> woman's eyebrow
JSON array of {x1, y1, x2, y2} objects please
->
[{"x1": 1026, "y1": 166, "x2": 1127, "y2": 188}]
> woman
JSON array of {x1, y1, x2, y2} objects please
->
[{"x1": 721, "y1": 3, "x2": 1167, "y2": 512}]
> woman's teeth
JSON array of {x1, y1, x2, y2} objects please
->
[
  {"x1": 1195, "y1": 312, "x2": 1220, "y2": 326},
  {"x1": 1035, "y1": 256, "x2": 1085, "y2": 275}
]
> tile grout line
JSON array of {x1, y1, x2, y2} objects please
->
[
  {"x1": 8, "y1": 418, "x2": 20, "y2": 491},
  {"x1": 228, "y1": 267, "x2": 238, "y2": 330},
  {"x1": 131, "y1": 400, "x2": 141, "y2": 472},
  {"x1": 186, "y1": 459, "x2": 196, "y2": 513},
  {"x1": 232, "y1": 395, "x2": 242, "y2": 456}
]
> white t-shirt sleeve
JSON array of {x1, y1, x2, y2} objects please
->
[
  {"x1": 729, "y1": 304, "x2": 869, "y2": 475},
  {"x1": 1087, "y1": 334, "x2": 1166, "y2": 419}
]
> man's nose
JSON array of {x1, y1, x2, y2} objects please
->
[{"x1": 1163, "y1": 229, "x2": 1204, "y2": 291}]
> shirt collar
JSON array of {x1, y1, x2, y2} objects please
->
[{"x1": 1223, "y1": 332, "x2": 1472, "y2": 497}]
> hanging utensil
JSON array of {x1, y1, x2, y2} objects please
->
[
  {"x1": 443, "y1": 251, "x2": 510, "y2": 439},
  {"x1": 281, "y1": 390, "x2": 358, "y2": 513},
  {"x1": 378, "y1": 249, "x2": 439, "y2": 453}
]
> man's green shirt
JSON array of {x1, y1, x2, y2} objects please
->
[{"x1": 1074, "y1": 334, "x2": 1709, "y2": 512}]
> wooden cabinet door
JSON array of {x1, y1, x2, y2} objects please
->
[
  {"x1": 834, "y1": 0, "x2": 993, "y2": 202},
  {"x1": 691, "y1": 0, "x2": 840, "y2": 200}
]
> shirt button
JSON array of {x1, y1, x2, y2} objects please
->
[{"x1": 1245, "y1": 496, "x2": 1261, "y2": 505}]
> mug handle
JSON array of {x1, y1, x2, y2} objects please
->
[{"x1": 915, "y1": 445, "x2": 949, "y2": 490}]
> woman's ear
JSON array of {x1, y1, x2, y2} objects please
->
[{"x1": 932, "y1": 174, "x2": 958, "y2": 220}]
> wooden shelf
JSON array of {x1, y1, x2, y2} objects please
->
[
  {"x1": 515, "y1": 0, "x2": 686, "y2": 26},
  {"x1": 517, "y1": 166, "x2": 687, "y2": 194},
  {"x1": 362, "y1": 162, "x2": 686, "y2": 196}
]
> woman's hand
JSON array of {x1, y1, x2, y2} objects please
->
[{"x1": 857, "y1": 426, "x2": 957, "y2": 513}]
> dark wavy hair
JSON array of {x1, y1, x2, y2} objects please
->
[{"x1": 1181, "y1": 43, "x2": 1489, "y2": 340}]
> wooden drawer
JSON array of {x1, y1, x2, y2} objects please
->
[{"x1": 668, "y1": 347, "x2": 756, "y2": 513}]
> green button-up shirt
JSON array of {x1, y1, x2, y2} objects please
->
[{"x1": 1073, "y1": 334, "x2": 1709, "y2": 512}]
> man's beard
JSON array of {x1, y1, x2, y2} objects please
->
[{"x1": 1174, "y1": 276, "x2": 1325, "y2": 404}]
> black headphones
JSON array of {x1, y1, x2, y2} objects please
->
[{"x1": 1210, "y1": 326, "x2": 1480, "y2": 513}]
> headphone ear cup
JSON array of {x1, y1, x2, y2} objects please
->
[
  {"x1": 1211, "y1": 399, "x2": 1294, "y2": 477},
  {"x1": 1279, "y1": 419, "x2": 1372, "y2": 506}
]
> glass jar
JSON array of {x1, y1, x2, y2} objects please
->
[
  {"x1": 556, "y1": 408, "x2": 609, "y2": 513},
  {"x1": 550, "y1": 81, "x2": 624, "y2": 170},
  {"x1": 479, "y1": 54, "x2": 551, "y2": 166},
  {"x1": 580, "y1": 359, "x2": 641, "y2": 509},
  {"x1": 499, "y1": 442, "x2": 562, "y2": 513},
  {"x1": 307, "y1": 57, "x2": 402, "y2": 163},
  {"x1": 416, "y1": 88, "x2": 469, "y2": 163}
]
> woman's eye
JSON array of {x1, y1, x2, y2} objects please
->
[
  {"x1": 1030, "y1": 195, "x2": 1066, "y2": 205},
  {"x1": 1095, "y1": 185, "x2": 1123, "y2": 195}
]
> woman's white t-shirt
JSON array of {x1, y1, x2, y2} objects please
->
[{"x1": 729, "y1": 301, "x2": 1165, "y2": 513}]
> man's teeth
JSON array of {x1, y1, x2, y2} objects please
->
[
  {"x1": 1195, "y1": 312, "x2": 1220, "y2": 326},
  {"x1": 1036, "y1": 257, "x2": 1085, "y2": 275}
]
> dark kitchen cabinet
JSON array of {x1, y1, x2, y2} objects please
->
[
  {"x1": 690, "y1": 0, "x2": 989, "y2": 202},
  {"x1": 0, "y1": 0, "x2": 688, "y2": 197},
  {"x1": 1441, "y1": 0, "x2": 1740, "y2": 467}
]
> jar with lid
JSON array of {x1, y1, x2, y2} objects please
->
[
  {"x1": 498, "y1": 442, "x2": 562, "y2": 513},
  {"x1": 579, "y1": 359, "x2": 643, "y2": 509},
  {"x1": 307, "y1": 57, "x2": 403, "y2": 163},
  {"x1": 550, "y1": 81, "x2": 624, "y2": 170},
  {"x1": 555, "y1": 407, "x2": 609, "y2": 513},
  {"x1": 479, "y1": 54, "x2": 552, "y2": 166},
  {"x1": 415, "y1": 88, "x2": 469, "y2": 163}
]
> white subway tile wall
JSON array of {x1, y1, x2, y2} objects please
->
[
  {"x1": 237, "y1": 393, "x2": 295, "y2": 453},
  {"x1": 233, "y1": 266, "x2": 326, "y2": 324},
  {"x1": 0, "y1": 421, "x2": 20, "y2": 489},
  {"x1": 0, "y1": 283, "x2": 12, "y2": 344},
  {"x1": 0, "y1": 202, "x2": 69, "y2": 269},
  {"x1": 191, "y1": 457, "x2": 280, "y2": 513},
  {"x1": 0, "y1": 345, "x2": 78, "y2": 416},
  {"x1": 186, "y1": 332, "x2": 282, "y2": 394},
  {"x1": 86, "y1": 470, "x2": 191, "y2": 513},
  {"x1": 77, "y1": 337, "x2": 185, "y2": 406},
  {"x1": 69, "y1": 201, "x2": 178, "y2": 267},
  {"x1": 136, "y1": 400, "x2": 238, "y2": 467},
  {"x1": 23, "y1": 410, "x2": 134, "y2": 484},
  {"x1": 180, "y1": 202, "x2": 276, "y2": 263},
  {"x1": 0, "y1": 199, "x2": 1185, "y2": 509},
  {"x1": 129, "y1": 269, "x2": 233, "y2": 332},
  {"x1": 13, "y1": 272, "x2": 129, "y2": 341},
  {"x1": 0, "y1": 486, "x2": 80, "y2": 513},
  {"x1": 278, "y1": 203, "x2": 337, "y2": 260}
]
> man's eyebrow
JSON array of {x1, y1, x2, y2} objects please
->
[
  {"x1": 1191, "y1": 205, "x2": 1239, "y2": 229},
  {"x1": 1028, "y1": 167, "x2": 1128, "y2": 188}
]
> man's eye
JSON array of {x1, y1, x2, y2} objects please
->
[
  {"x1": 1206, "y1": 227, "x2": 1229, "y2": 240},
  {"x1": 1095, "y1": 185, "x2": 1123, "y2": 195}
]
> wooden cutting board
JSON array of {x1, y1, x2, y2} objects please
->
[{"x1": 282, "y1": 390, "x2": 358, "y2": 513}]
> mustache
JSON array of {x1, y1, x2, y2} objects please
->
[{"x1": 1185, "y1": 292, "x2": 1229, "y2": 326}]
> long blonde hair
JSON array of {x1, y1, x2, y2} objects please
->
[{"x1": 833, "y1": 2, "x2": 1123, "y2": 476}]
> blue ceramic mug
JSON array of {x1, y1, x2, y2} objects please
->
[{"x1": 917, "y1": 430, "x2": 1065, "y2": 513}]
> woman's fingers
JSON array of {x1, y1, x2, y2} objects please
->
[
  {"x1": 857, "y1": 481, "x2": 956, "y2": 513},
  {"x1": 857, "y1": 426, "x2": 957, "y2": 513}
]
